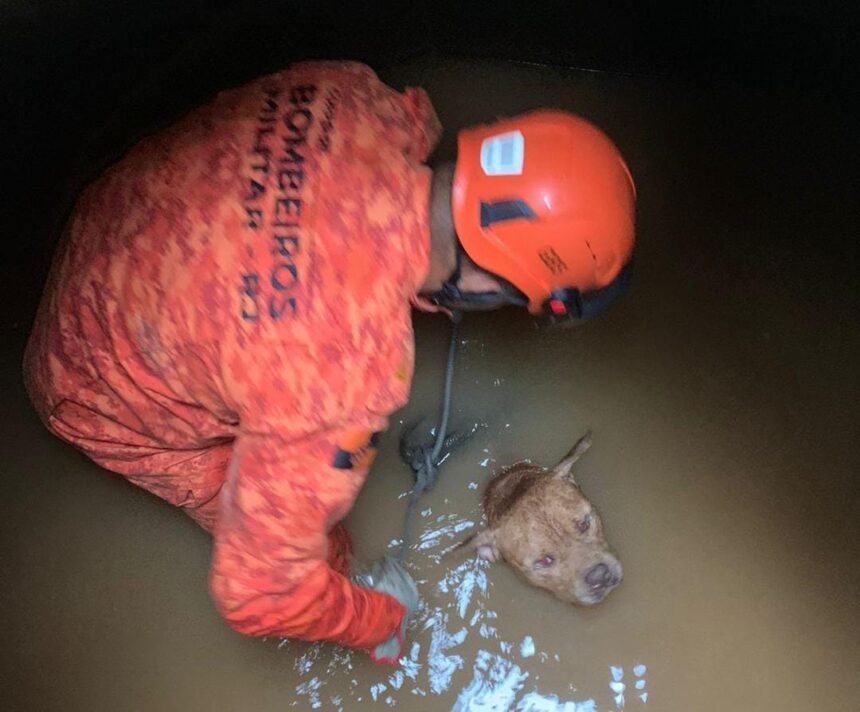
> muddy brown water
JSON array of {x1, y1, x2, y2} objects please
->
[{"x1": 1, "y1": 57, "x2": 858, "y2": 711}]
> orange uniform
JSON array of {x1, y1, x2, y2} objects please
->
[{"x1": 23, "y1": 62, "x2": 441, "y2": 651}]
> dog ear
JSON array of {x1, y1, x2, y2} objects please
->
[
  {"x1": 554, "y1": 431, "x2": 593, "y2": 483},
  {"x1": 472, "y1": 529, "x2": 501, "y2": 562},
  {"x1": 447, "y1": 529, "x2": 500, "y2": 563}
]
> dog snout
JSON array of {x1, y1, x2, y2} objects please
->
[
  {"x1": 585, "y1": 562, "x2": 611, "y2": 587},
  {"x1": 583, "y1": 561, "x2": 622, "y2": 600}
]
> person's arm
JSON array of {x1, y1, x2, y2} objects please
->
[{"x1": 208, "y1": 428, "x2": 405, "y2": 650}]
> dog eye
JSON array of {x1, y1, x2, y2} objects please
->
[
  {"x1": 533, "y1": 554, "x2": 555, "y2": 570},
  {"x1": 576, "y1": 515, "x2": 592, "y2": 534}
]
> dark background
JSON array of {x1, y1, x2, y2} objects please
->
[{"x1": 1, "y1": 0, "x2": 858, "y2": 326}]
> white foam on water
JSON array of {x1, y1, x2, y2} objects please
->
[
  {"x1": 278, "y1": 502, "x2": 652, "y2": 712},
  {"x1": 424, "y1": 610, "x2": 468, "y2": 694},
  {"x1": 417, "y1": 517, "x2": 475, "y2": 551},
  {"x1": 520, "y1": 636, "x2": 536, "y2": 658},
  {"x1": 283, "y1": 584, "x2": 650, "y2": 711},
  {"x1": 437, "y1": 557, "x2": 490, "y2": 619},
  {"x1": 324, "y1": 647, "x2": 353, "y2": 676},
  {"x1": 479, "y1": 623, "x2": 498, "y2": 639},
  {"x1": 370, "y1": 682, "x2": 386, "y2": 701},
  {"x1": 295, "y1": 677, "x2": 323, "y2": 709},
  {"x1": 400, "y1": 641, "x2": 422, "y2": 680},
  {"x1": 452, "y1": 650, "x2": 529, "y2": 711},
  {"x1": 294, "y1": 643, "x2": 324, "y2": 675},
  {"x1": 608, "y1": 667, "x2": 627, "y2": 708},
  {"x1": 516, "y1": 690, "x2": 598, "y2": 712}
]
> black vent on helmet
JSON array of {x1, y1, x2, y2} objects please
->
[{"x1": 480, "y1": 199, "x2": 536, "y2": 228}]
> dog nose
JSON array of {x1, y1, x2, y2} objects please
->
[{"x1": 584, "y1": 562, "x2": 616, "y2": 591}]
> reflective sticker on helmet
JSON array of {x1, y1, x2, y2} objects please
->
[{"x1": 480, "y1": 131, "x2": 524, "y2": 176}]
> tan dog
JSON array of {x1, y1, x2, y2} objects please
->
[{"x1": 468, "y1": 432, "x2": 622, "y2": 605}]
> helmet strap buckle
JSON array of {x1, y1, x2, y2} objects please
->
[{"x1": 429, "y1": 245, "x2": 528, "y2": 311}]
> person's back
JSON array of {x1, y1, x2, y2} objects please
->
[{"x1": 27, "y1": 60, "x2": 438, "y2": 432}]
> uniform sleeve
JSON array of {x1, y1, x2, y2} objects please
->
[{"x1": 209, "y1": 428, "x2": 405, "y2": 649}]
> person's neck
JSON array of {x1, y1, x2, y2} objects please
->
[{"x1": 421, "y1": 163, "x2": 457, "y2": 293}]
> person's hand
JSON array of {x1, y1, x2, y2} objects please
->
[{"x1": 355, "y1": 556, "x2": 419, "y2": 665}]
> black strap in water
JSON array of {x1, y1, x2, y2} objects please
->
[{"x1": 396, "y1": 311, "x2": 462, "y2": 563}]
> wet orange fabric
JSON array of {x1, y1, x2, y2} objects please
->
[{"x1": 23, "y1": 62, "x2": 441, "y2": 651}]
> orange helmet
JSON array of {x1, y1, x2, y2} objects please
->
[{"x1": 452, "y1": 110, "x2": 636, "y2": 323}]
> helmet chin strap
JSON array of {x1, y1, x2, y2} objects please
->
[{"x1": 429, "y1": 245, "x2": 527, "y2": 310}]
